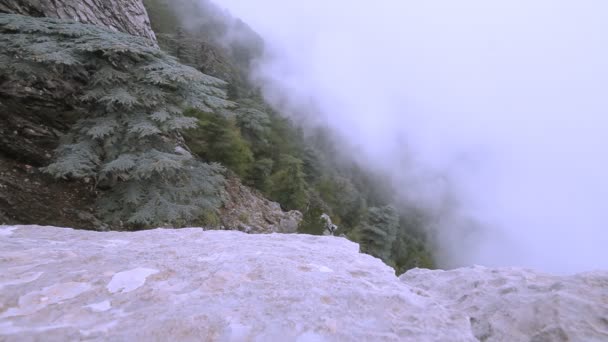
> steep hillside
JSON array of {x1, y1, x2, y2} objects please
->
[
  {"x1": 0, "y1": 5, "x2": 299, "y2": 233},
  {"x1": 143, "y1": 0, "x2": 262, "y2": 93},
  {"x1": 141, "y1": 0, "x2": 437, "y2": 272},
  {"x1": 0, "y1": 0, "x2": 436, "y2": 273}
]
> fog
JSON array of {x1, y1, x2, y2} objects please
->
[{"x1": 215, "y1": 0, "x2": 608, "y2": 274}]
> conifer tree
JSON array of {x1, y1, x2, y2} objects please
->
[
  {"x1": 235, "y1": 100, "x2": 272, "y2": 152},
  {"x1": 270, "y1": 155, "x2": 310, "y2": 211},
  {"x1": 0, "y1": 14, "x2": 234, "y2": 228},
  {"x1": 298, "y1": 193, "x2": 331, "y2": 235},
  {"x1": 391, "y1": 234, "x2": 436, "y2": 274},
  {"x1": 183, "y1": 109, "x2": 254, "y2": 178},
  {"x1": 247, "y1": 158, "x2": 274, "y2": 194},
  {"x1": 357, "y1": 206, "x2": 399, "y2": 263}
]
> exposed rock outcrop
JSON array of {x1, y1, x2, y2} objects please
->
[
  {"x1": 401, "y1": 266, "x2": 608, "y2": 341},
  {"x1": 219, "y1": 176, "x2": 302, "y2": 233},
  {"x1": 2, "y1": 225, "x2": 607, "y2": 341},
  {"x1": 0, "y1": 0, "x2": 156, "y2": 42},
  {"x1": 0, "y1": 225, "x2": 475, "y2": 341}
]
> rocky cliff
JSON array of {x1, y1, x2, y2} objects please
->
[
  {"x1": 220, "y1": 175, "x2": 302, "y2": 234},
  {"x1": 0, "y1": 0, "x2": 156, "y2": 42},
  {"x1": 1, "y1": 225, "x2": 607, "y2": 341}
]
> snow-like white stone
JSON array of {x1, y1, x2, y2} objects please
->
[
  {"x1": 85, "y1": 300, "x2": 112, "y2": 312},
  {"x1": 79, "y1": 320, "x2": 118, "y2": 337},
  {"x1": 0, "y1": 272, "x2": 43, "y2": 290},
  {"x1": 0, "y1": 282, "x2": 91, "y2": 318},
  {"x1": 107, "y1": 268, "x2": 158, "y2": 294},
  {"x1": 0, "y1": 226, "x2": 18, "y2": 236},
  {"x1": 318, "y1": 265, "x2": 334, "y2": 273},
  {"x1": 400, "y1": 266, "x2": 608, "y2": 341},
  {"x1": 103, "y1": 239, "x2": 130, "y2": 247},
  {"x1": 1, "y1": 225, "x2": 606, "y2": 341}
]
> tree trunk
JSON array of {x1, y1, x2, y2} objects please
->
[{"x1": 0, "y1": 0, "x2": 156, "y2": 42}]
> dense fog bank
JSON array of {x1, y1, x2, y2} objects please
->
[{"x1": 215, "y1": 0, "x2": 608, "y2": 273}]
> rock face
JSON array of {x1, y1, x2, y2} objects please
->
[
  {"x1": 401, "y1": 266, "x2": 608, "y2": 342},
  {"x1": 2, "y1": 225, "x2": 607, "y2": 341},
  {"x1": 220, "y1": 176, "x2": 303, "y2": 234},
  {"x1": 0, "y1": 0, "x2": 156, "y2": 42},
  {"x1": 0, "y1": 225, "x2": 475, "y2": 341}
]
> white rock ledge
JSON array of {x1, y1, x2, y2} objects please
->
[{"x1": 0, "y1": 225, "x2": 606, "y2": 341}]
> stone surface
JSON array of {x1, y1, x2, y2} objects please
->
[
  {"x1": 1, "y1": 225, "x2": 607, "y2": 341},
  {"x1": 220, "y1": 176, "x2": 303, "y2": 234},
  {"x1": 0, "y1": 225, "x2": 474, "y2": 341},
  {"x1": 400, "y1": 266, "x2": 608, "y2": 342},
  {"x1": 0, "y1": 0, "x2": 156, "y2": 42}
]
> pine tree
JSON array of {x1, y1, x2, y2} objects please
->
[
  {"x1": 183, "y1": 109, "x2": 254, "y2": 178},
  {"x1": 269, "y1": 155, "x2": 310, "y2": 211},
  {"x1": 298, "y1": 193, "x2": 331, "y2": 235},
  {"x1": 247, "y1": 158, "x2": 274, "y2": 194},
  {"x1": 0, "y1": 14, "x2": 234, "y2": 228},
  {"x1": 357, "y1": 206, "x2": 399, "y2": 263},
  {"x1": 235, "y1": 99, "x2": 272, "y2": 152},
  {"x1": 316, "y1": 175, "x2": 367, "y2": 228},
  {"x1": 391, "y1": 234, "x2": 436, "y2": 274},
  {"x1": 391, "y1": 212, "x2": 436, "y2": 273}
]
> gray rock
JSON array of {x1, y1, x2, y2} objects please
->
[
  {"x1": 0, "y1": 225, "x2": 474, "y2": 341},
  {"x1": 400, "y1": 266, "x2": 608, "y2": 342},
  {"x1": 220, "y1": 176, "x2": 303, "y2": 234},
  {"x1": 2, "y1": 225, "x2": 607, "y2": 341},
  {"x1": 0, "y1": 0, "x2": 157, "y2": 42}
]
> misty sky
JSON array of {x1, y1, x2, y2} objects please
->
[{"x1": 217, "y1": 0, "x2": 608, "y2": 274}]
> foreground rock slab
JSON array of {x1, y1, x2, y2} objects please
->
[
  {"x1": 401, "y1": 267, "x2": 608, "y2": 341},
  {"x1": 0, "y1": 225, "x2": 474, "y2": 341},
  {"x1": 1, "y1": 226, "x2": 607, "y2": 341}
]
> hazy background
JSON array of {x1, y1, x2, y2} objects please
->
[{"x1": 215, "y1": 0, "x2": 608, "y2": 274}]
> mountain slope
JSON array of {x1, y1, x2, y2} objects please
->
[
  {"x1": 0, "y1": 0, "x2": 435, "y2": 272},
  {"x1": 0, "y1": 3, "x2": 300, "y2": 233}
]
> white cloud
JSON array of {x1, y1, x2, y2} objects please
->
[{"x1": 216, "y1": 0, "x2": 608, "y2": 273}]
